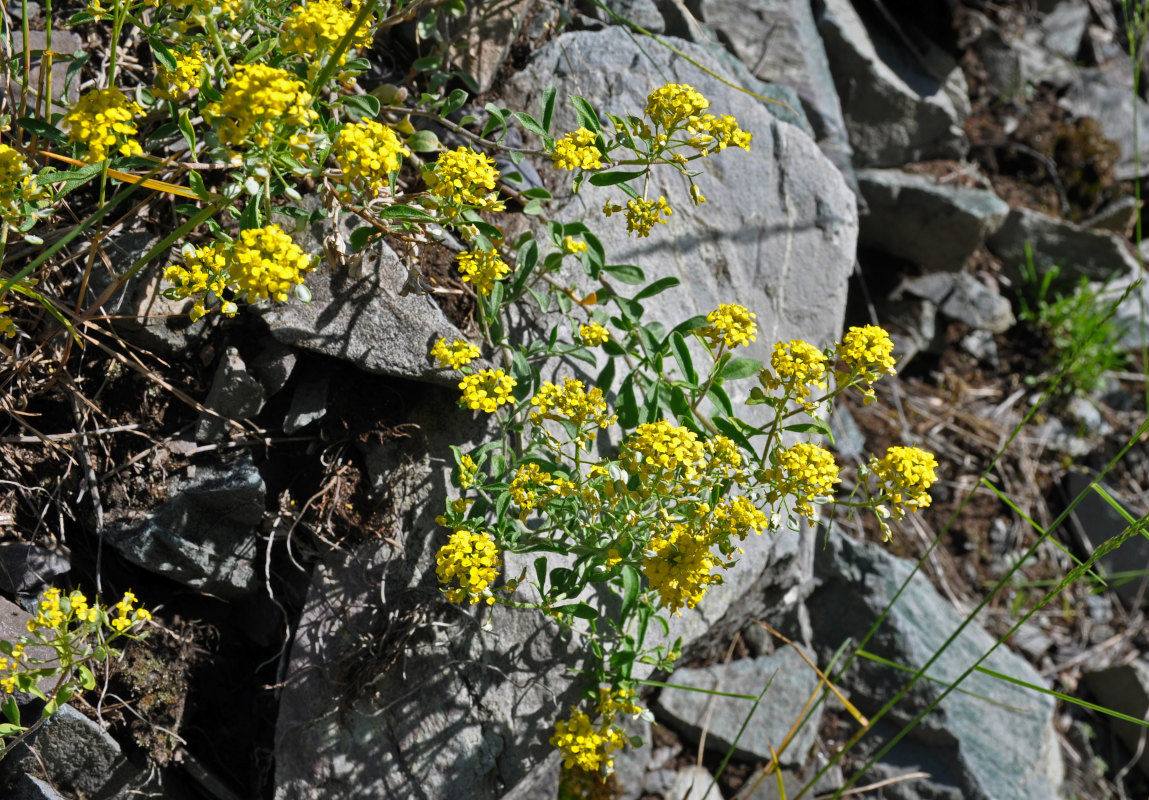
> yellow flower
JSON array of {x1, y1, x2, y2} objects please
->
[
  {"x1": 685, "y1": 113, "x2": 752, "y2": 154},
  {"x1": 154, "y1": 47, "x2": 205, "y2": 100},
  {"x1": 334, "y1": 119, "x2": 410, "y2": 198},
  {"x1": 229, "y1": 224, "x2": 315, "y2": 303},
  {"x1": 458, "y1": 454, "x2": 478, "y2": 488},
  {"x1": 760, "y1": 339, "x2": 828, "y2": 408},
  {"x1": 551, "y1": 128, "x2": 602, "y2": 171},
  {"x1": 61, "y1": 88, "x2": 144, "y2": 163},
  {"x1": 701, "y1": 303, "x2": 757, "y2": 349},
  {"x1": 621, "y1": 420, "x2": 708, "y2": 485},
  {"x1": 429, "y1": 147, "x2": 505, "y2": 218},
  {"x1": 430, "y1": 337, "x2": 481, "y2": 370},
  {"x1": 551, "y1": 708, "x2": 628, "y2": 774},
  {"x1": 0, "y1": 143, "x2": 43, "y2": 222},
  {"x1": 435, "y1": 529, "x2": 500, "y2": 604},
  {"x1": 838, "y1": 325, "x2": 897, "y2": 378},
  {"x1": 282, "y1": 0, "x2": 374, "y2": 61},
  {"x1": 645, "y1": 83, "x2": 709, "y2": 130},
  {"x1": 579, "y1": 322, "x2": 610, "y2": 346},
  {"x1": 603, "y1": 196, "x2": 672, "y2": 238},
  {"x1": 529, "y1": 378, "x2": 616, "y2": 447},
  {"x1": 458, "y1": 369, "x2": 516, "y2": 412},
  {"x1": 643, "y1": 523, "x2": 721, "y2": 614},
  {"x1": 510, "y1": 462, "x2": 552, "y2": 512},
  {"x1": 768, "y1": 442, "x2": 839, "y2": 520},
  {"x1": 562, "y1": 236, "x2": 589, "y2": 255},
  {"x1": 204, "y1": 64, "x2": 318, "y2": 148},
  {"x1": 456, "y1": 249, "x2": 510, "y2": 296},
  {"x1": 870, "y1": 446, "x2": 938, "y2": 530}
]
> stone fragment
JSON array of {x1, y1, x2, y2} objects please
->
[
  {"x1": 1083, "y1": 660, "x2": 1149, "y2": 779},
  {"x1": 668, "y1": 765, "x2": 716, "y2": 800},
  {"x1": 986, "y1": 207, "x2": 1139, "y2": 285},
  {"x1": 1060, "y1": 66, "x2": 1149, "y2": 180},
  {"x1": 1081, "y1": 195, "x2": 1140, "y2": 233},
  {"x1": 196, "y1": 347, "x2": 267, "y2": 443},
  {"x1": 283, "y1": 372, "x2": 329, "y2": 434},
  {"x1": 1062, "y1": 470, "x2": 1149, "y2": 608},
  {"x1": 587, "y1": 0, "x2": 664, "y2": 32},
  {"x1": 1040, "y1": 1, "x2": 1090, "y2": 59},
  {"x1": 1, "y1": 706, "x2": 128, "y2": 798},
  {"x1": 902, "y1": 272, "x2": 1014, "y2": 334},
  {"x1": 858, "y1": 169, "x2": 1009, "y2": 271},
  {"x1": 807, "y1": 535, "x2": 1064, "y2": 800},
  {"x1": 818, "y1": 0, "x2": 968, "y2": 166},
  {"x1": 0, "y1": 543, "x2": 69, "y2": 594},
  {"x1": 10, "y1": 29, "x2": 83, "y2": 111},
  {"x1": 105, "y1": 453, "x2": 264, "y2": 598},
  {"x1": 11, "y1": 775, "x2": 67, "y2": 800},
  {"x1": 655, "y1": 646, "x2": 822, "y2": 767}
]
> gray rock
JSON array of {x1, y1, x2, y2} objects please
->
[
  {"x1": 0, "y1": 597, "x2": 57, "y2": 701},
  {"x1": 1060, "y1": 67, "x2": 1149, "y2": 181},
  {"x1": 0, "y1": 543, "x2": 69, "y2": 594},
  {"x1": 986, "y1": 207, "x2": 1139, "y2": 286},
  {"x1": 283, "y1": 372, "x2": 329, "y2": 434},
  {"x1": 1062, "y1": 470, "x2": 1149, "y2": 608},
  {"x1": 818, "y1": 0, "x2": 968, "y2": 166},
  {"x1": 1081, "y1": 195, "x2": 1140, "y2": 233},
  {"x1": 807, "y1": 535, "x2": 1064, "y2": 800},
  {"x1": 699, "y1": 0, "x2": 856, "y2": 188},
  {"x1": 196, "y1": 347, "x2": 267, "y2": 443},
  {"x1": 11, "y1": 775, "x2": 67, "y2": 800},
  {"x1": 828, "y1": 403, "x2": 865, "y2": 461},
  {"x1": 2, "y1": 706, "x2": 128, "y2": 798},
  {"x1": 902, "y1": 272, "x2": 1014, "y2": 334},
  {"x1": 10, "y1": 30, "x2": 82, "y2": 112},
  {"x1": 655, "y1": 646, "x2": 822, "y2": 767},
  {"x1": 1039, "y1": 1, "x2": 1089, "y2": 59},
  {"x1": 105, "y1": 453, "x2": 264, "y2": 598},
  {"x1": 587, "y1": 0, "x2": 664, "y2": 32},
  {"x1": 668, "y1": 765, "x2": 716, "y2": 800},
  {"x1": 858, "y1": 169, "x2": 1009, "y2": 272},
  {"x1": 253, "y1": 236, "x2": 469, "y2": 388},
  {"x1": 612, "y1": 715, "x2": 654, "y2": 800},
  {"x1": 959, "y1": 329, "x2": 999, "y2": 368},
  {"x1": 1096, "y1": 274, "x2": 1149, "y2": 350},
  {"x1": 1083, "y1": 660, "x2": 1149, "y2": 779},
  {"x1": 247, "y1": 336, "x2": 299, "y2": 396}
]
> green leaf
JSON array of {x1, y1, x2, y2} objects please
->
[
  {"x1": 620, "y1": 565, "x2": 641, "y2": 620},
  {"x1": 40, "y1": 162, "x2": 102, "y2": 196},
  {"x1": 603, "y1": 264, "x2": 644, "y2": 285},
  {"x1": 570, "y1": 95, "x2": 602, "y2": 134},
  {"x1": 177, "y1": 109, "x2": 197, "y2": 156},
  {"x1": 495, "y1": 490, "x2": 512, "y2": 521},
  {"x1": 188, "y1": 170, "x2": 209, "y2": 201},
  {"x1": 707, "y1": 384, "x2": 734, "y2": 417},
  {"x1": 510, "y1": 348, "x2": 532, "y2": 390},
  {"x1": 78, "y1": 663, "x2": 96, "y2": 691},
  {"x1": 596, "y1": 356, "x2": 616, "y2": 392},
  {"x1": 349, "y1": 225, "x2": 375, "y2": 252},
  {"x1": 341, "y1": 93, "x2": 381, "y2": 120},
  {"x1": 375, "y1": 204, "x2": 437, "y2": 223},
  {"x1": 784, "y1": 420, "x2": 833, "y2": 437},
  {"x1": 513, "y1": 112, "x2": 547, "y2": 137},
  {"x1": 150, "y1": 39, "x2": 177, "y2": 71},
  {"x1": 541, "y1": 86, "x2": 557, "y2": 134},
  {"x1": 1, "y1": 695, "x2": 19, "y2": 725},
  {"x1": 712, "y1": 416, "x2": 757, "y2": 455},
  {"x1": 717, "y1": 357, "x2": 763, "y2": 382},
  {"x1": 407, "y1": 129, "x2": 441, "y2": 152},
  {"x1": 239, "y1": 199, "x2": 262, "y2": 229},
  {"x1": 635, "y1": 277, "x2": 680, "y2": 301},
  {"x1": 614, "y1": 296, "x2": 643, "y2": 321},
  {"x1": 618, "y1": 374, "x2": 638, "y2": 428},
  {"x1": 411, "y1": 54, "x2": 442, "y2": 73},
  {"x1": 588, "y1": 170, "x2": 645, "y2": 187},
  {"x1": 16, "y1": 117, "x2": 66, "y2": 144},
  {"x1": 670, "y1": 332, "x2": 698, "y2": 385},
  {"x1": 534, "y1": 557, "x2": 548, "y2": 591},
  {"x1": 523, "y1": 198, "x2": 544, "y2": 215},
  {"x1": 0, "y1": 723, "x2": 24, "y2": 736},
  {"x1": 443, "y1": 88, "x2": 469, "y2": 115}
]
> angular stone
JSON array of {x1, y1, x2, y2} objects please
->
[
  {"x1": 196, "y1": 347, "x2": 266, "y2": 443},
  {"x1": 1081, "y1": 195, "x2": 1140, "y2": 233},
  {"x1": 668, "y1": 765, "x2": 716, "y2": 800},
  {"x1": 0, "y1": 543, "x2": 69, "y2": 594},
  {"x1": 1060, "y1": 66, "x2": 1149, "y2": 181},
  {"x1": 902, "y1": 272, "x2": 1014, "y2": 334},
  {"x1": 283, "y1": 372, "x2": 329, "y2": 434},
  {"x1": 987, "y1": 207, "x2": 1139, "y2": 285},
  {"x1": 807, "y1": 536, "x2": 1064, "y2": 800},
  {"x1": 105, "y1": 453, "x2": 264, "y2": 598},
  {"x1": 818, "y1": 0, "x2": 968, "y2": 166},
  {"x1": 1040, "y1": 1, "x2": 1089, "y2": 59},
  {"x1": 11, "y1": 774, "x2": 67, "y2": 800},
  {"x1": 10, "y1": 29, "x2": 83, "y2": 112},
  {"x1": 1062, "y1": 470, "x2": 1149, "y2": 608},
  {"x1": 589, "y1": 0, "x2": 665, "y2": 32},
  {"x1": 858, "y1": 169, "x2": 1009, "y2": 272},
  {"x1": 1083, "y1": 660, "x2": 1149, "y2": 779},
  {"x1": 2, "y1": 706, "x2": 127, "y2": 798},
  {"x1": 655, "y1": 646, "x2": 822, "y2": 767}
]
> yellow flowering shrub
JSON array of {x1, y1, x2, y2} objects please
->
[
  {"x1": 61, "y1": 88, "x2": 144, "y2": 163},
  {"x1": 281, "y1": 0, "x2": 374, "y2": 62},
  {"x1": 428, "y1": 147, "x2": 506, "y2": 219},
  {"x1": 552, "y1": 128, "x2": 602, "y2": 171},
  {"x1": 204, "y1": 64, "x2": 318, "y2": 148},
  {"x1": 579, "y1": 322, "x2": 610, "y2": 346},
  {"x1": 154, "y1": 47, "x2": 205, "y2": 100},
  {"x1": 458, "y1": 369, "x2": 516, "y2": 412},
  {"x1": 334, "y1": 120, "x2": 410, "y2": 199},
  {"x1": 431, "y1": 337, "x2": 481, "y2": 370},
  {"x1": 456, "y1": 249, "x2": 510, "y2": 295},
  {"x1": 435, "y1": 529, "x2": 501, "y2": 604},
  {"x1": 869, "y1": 446, "x2": 939, "y2": 537},
  {"x1": 702, "y1": 302, "x2": 757, "y2": 350}
]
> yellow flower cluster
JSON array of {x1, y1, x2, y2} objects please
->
[
  {"x1": 838, "y1": 324, "x2": 897, "y2": 378},
  {"x1": 0, "y1": 644, "x2": 26, "y2": 693},
  {"x1": 435, "y1": 529, "x2": 500, "y2": 604},
  {"x1": 685, "y1": 114, "x2": 752, "y2": 154},
  {"x1": 334, "y1": 120, "x2": 409, "y2": 198},
  {"x1": 643, "y1": 523, "x2": 722, "y2": 614},
  {"x1": 768, "y1": 442, "x2": 840, "y2": 520},
  {"x1": 870, "y1": 446, "x2": 938, "y2": 532},
  {"x1": 702, "y1": 303, "x2": 757, "y2": 350},
  {"x1": 551, "y1": 708, "x2": 628, "y2": 774},
  {"x1": 154, "y1": 47, "x2": 205, "y2": 100},
  {"x1": 0, "y1": 144, "x2": 41, "y2": 222},
  {"x1": 708, "y1": 495, "x2": 771, "y2": 555},
  {"x1": 111, "y1": 590, "x2": 152, "y2": 632},
  {"x1": 25, "y1": 588, "x2": 150, "y2": 637},
  {"x1": 230, "y1": 224, "x2": 315, "y2": 303},
  {"x1": 579, "y1": 322, "x2": 610, "y2": 346},
  {"x1": 510, "y1": 462, "x2": 574, "y2": 513},
  {"x1": 456, "y1": 249, "x2": 510, "y2": 296},
  {"x1": 62, "y1": 88, "x2": 144, "y2": 163},
  {"x1": 563, "y1": 236, "x2": 588, "y2": 255},
  {"x1": 529, "y1": 378, "x2": 617, "y2": 444},
  {"x1": 551, "y1": 128, "x2": 602, "y2": 171},
  {"x1": 204, "y1": 64, "x2": 318, "y2": 148},
  {"x1": 621, "y1": 420, "x2": 708, "y2": 485},
  {"x1": 458, "y1": 454, "x2": 478, "y2": 488},
  {"x1": 645, "y1": 83, "x2": 709, "y2": 130},
  {"x1": 603, "y1": 196, "x2": 672, "y2": 238},
  {"x1": 431, "y1": 337, "x2": 481, "y2": 370},
  {"x1": 0, "y1": 306, "x2": 15, "y2": 340},
  {"x1": 458, "y1": 369, "x2": 516, "y2": 412},
  {"x1": 761, "y1": 339, "x2": 828, "y2": 408},
  {"x1": 281, "y1": 0, "x2": 374, "y2": 61},
  {"x1": 429, "y1": 147, "x2": 506, "y2": 218},
  {"x1": 164, "y1": 242, "x2": 231, "y2": 321}
]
